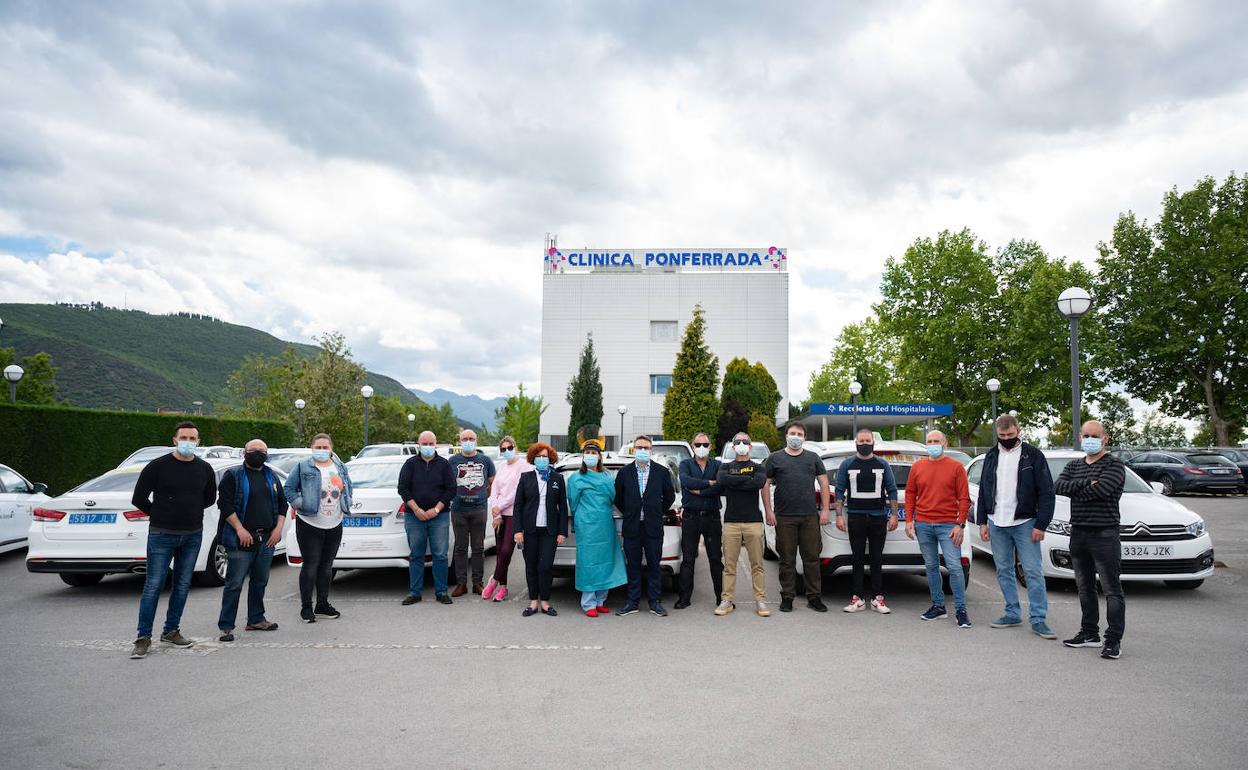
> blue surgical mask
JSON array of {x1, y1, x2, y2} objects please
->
[
  {"x1": 501, "y1": 449, "x2": 516, "y2": 461},
  {"x1": 176, "y1": 440, "x2": 197, "y2": 457},
  {"x1": 634, "y1": 449, "x2": 651, "y2": 463},
  {"x1": 419, "y1": 446, "x2": 436, "y2": 458},
  {"x1": 312, "y1": 449, "x2": 331, "y2": 463},
  {"x1": 460, "y1": 440, "x2": 476, "y2": 453},
  {"x1": 926, "y1": 444, "x2": 944, "y2": 459},
  {"x1": 533, "y1": 456, "x2": 550, "y2": 471},
  {"x1": 1081, "y1": 437, "x2": 1104, "y2": 455},
  {"x1": 583, "y1": 454, "x2": 599, "y2": 468}
]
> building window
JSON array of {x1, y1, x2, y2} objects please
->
[
  {"x1": 650, "y1": 321, "x2": 678, "y2": 342},
  {"x1": 650, "y1": 374, "x2": 673, "y2": 395}
]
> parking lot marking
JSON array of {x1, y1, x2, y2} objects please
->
[{"x1": 1, "y1": 639, "x2": 606, "y2": 657}]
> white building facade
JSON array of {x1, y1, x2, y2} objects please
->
[{"x1": 540, "y1": 245, "x2": 789, "y2": 448}]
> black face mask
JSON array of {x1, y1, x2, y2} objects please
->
[
  {"x1": 998, "y1": 436, "x2": 1020, "y2": 450},
  {"x1": 245, "y1": 450, "x2": 268, "y2": 468},
  {"x1": 856, "y1": 443, "x2": 873, "y2": 456}
]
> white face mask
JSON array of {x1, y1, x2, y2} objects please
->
[
  {"x1": 786, "y1": 435, "x2": 804, "y2": 450},
  {"x1": 733, "y1": 441, "x2": 751, "y2": 456},
  {"x1": 694, "y1": 446, "x2": 710, "y2": 459}
]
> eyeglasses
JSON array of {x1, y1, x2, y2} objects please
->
[
  {"x1": 693, "y1": 442, "x2": 710, "y2": 448},
  {"x1": 499, "y1": 446, "x2": 514, "y2": 451},
  {"x1": 733, "y1": 441, "x2": 751, "y2": 446}
]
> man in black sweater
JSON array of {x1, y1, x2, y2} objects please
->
[
  {"x1": 714, "y1": 432, "x2": 770, "y2": 617},
  {"x1": 1054, "y1": 420, "x2": 1127, "y2": 659},
  {"x1": 128, "y1": 421, "x2": 217, "y2": 659}
]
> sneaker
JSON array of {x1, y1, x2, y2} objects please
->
[
  {"x1": 130, "y1": 637, "x2": 151, "y2": 659},
  {"x1": 481, "y1": 578, "x2": 498, "y2": 600},
  {"x1": 584, "y1": 608, "x2": 599, "y2": 618},
  {"x1": 595, "y1": 605, "x2": 611, "y2": 614},
  {"x1": 218, "y1": 630, "x2": 235, "y2": 642},
  {"x1": 401, "y1": 595, "x2": 421, "y2": 606},
  {"x1": 618, "y1": 604, "x2": 640, "y2": 616},
  {"x1": 245, "y1": 621, "x2": 278, "y2": 631},
  {"x1": 1101, "y1": 640, "x2": 1121, "y2": 659},
  {"x1": 1063, "y1": 630, "x2": 1103, "y2": 648},
  {"x1": 714, "y1": 600, "x2": 736, "y2": 616},
  {"x1": 921, "y1": 605, "x2": 948, "y2": 621},
  {"x1": 991, "y1": 615, "x2": 1023, "y2": 629},
  {"x1": 755, "y1": 601, "x2": 771, "y2": 618},
  {"x1": 451, "y1": 584, "x2": 468, "y2": 598},
  {"x1": 779, "y1": 597, "x2": 794, "y2": 613},
  {"x1": 955, "y1": 609, "x2": 972, "y2": 628},
  {"x1": 436, "y1": 593, "x2": 453, "y2": 605},
  {"x1": 674, "y1": 598, "x2": 691, "y2": 610},
  {"x1": 871, "y1": 596, "x2": 891, "y2": 614},
  {"x1": 300, "y1": 607, "x2": 316, "y2": 623},
  {"x1": 160, "y1": 629, "x2": 194, "y2": 647},
  {"x1": 808, "y1": 597, "x2": 828, "y2": 612},
  {"x1": 1032, "y1": 622, "x2": 1057, "y2": 639},
  {"x1": 493, "y1": 586, "x2": 508, "y2": 602},
  {"x1": 843, "y1": 596, "x2": 867, "y2": 613},
  {"x1": 314, "y1": 604, "x2": 340, "y2": 619},
  {"x1": 649, "y1": 603, "x2": 668, "y2": 617}
]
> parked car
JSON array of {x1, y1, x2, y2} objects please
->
[
  {"x1": 0, "y1": 463, "x2": 51, "y2": 554},
  {"x1": 1206, "y1": 448, "x2": 1248, "y2": 489},
  {"x1": 719, "y1": 440, "x2": 772, "y2": 463},
  {"x1": 967, "y1": 450, "x2": 1215, "y2": 588},
  {"x1": 620, "y1": 440, "x2": 693, "y2": 465},
  {"x1": 354, "y1": 443, "x2": 420, "y2": 460},
  {"x1": 552, "y1": 452, "x2": 683, "y2": 590},
  {"x1": 26, "y1": 460, "x2": 285, "y2": 587},
  {"x1": 116, "y1": 444, "x2": 235, "y2": 467},
  {"x1": 1126, "y1": 450, "x2": 1244, "y2": 495},
  {"x1": 264, "y1": 448, "x2": 345, "y2": 475}
]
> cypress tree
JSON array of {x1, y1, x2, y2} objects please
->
[
  {"x1": 565, "y1": 333, "x2": 604, "y2": 443},
  {"x1": 662, "y1": 305, "x2": 719, "y2": 441}
]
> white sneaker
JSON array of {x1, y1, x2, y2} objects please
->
[
  {"x1": 714, "y1": 600, "x2": 735, "y2": 616},
  {"x1": 871, "y1": 596, "x2": 891, "y2": 614},
  {"x1": 843, "y1": 595, "x2": 866, "y2": 613},
  {"x1": 755, "y1": 601, "x2": 771, "y2": 617}
]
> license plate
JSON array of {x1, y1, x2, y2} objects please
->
[
  {"x1": 68, "y1": 513, "x2": 117, "y2": 524},
  {"x1": 1122, "y1": 544, "x2": 1173, "y2": 558},
  {"x1": 1209, "y1": 469, "x2": 1231, "y2": 474},
  {"x1": 343, "y1": 516, "x2": 382, "y2": 528}
]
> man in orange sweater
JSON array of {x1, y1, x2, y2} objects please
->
[{"x1": 905, "y1": 430, "x2": 972, "y2": 628}]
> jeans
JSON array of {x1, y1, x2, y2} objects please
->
[
  {"x1": 491, "y1": 515, "x2": 516, "y2": 584},
  {"x1": 848, "y1": 513, "x2": 888, "y2": 598},
  {"x1": 775, "y1": 515, "x2": 822, "y2": 599},
  {"x1": 1070, "y1": 525, "x2": 1126, "y2": 642},
  {"x1": 988, "y1": 520, "x2": 1048, "y2": 624},
  {"x1": 405, "y1": 511, "x2": 450, "y2": 596},
  {"x1": 581, "y1": 589, "x2": 609, "y2": 612},
  {"x1": 218, "y1": 545, "x2": 275, "y2": 631},
  {"x1": 522, "y1": 528, "x2": 558, "y2": 601},
  {"x1": 677, "y1": 510, "x2": 723, "y2": 603},
  {"x1": 295, "y1": 522, "x2": 342, "y2": 609},
  {"x1": 721, "y1": 522, "x2": 766, "y2": 602},
  {"x1": 915, "y1": 521, "x2": 966, "y2": 610},
  {"x1": 452, "y1": 508, "x2": 487, "y2": 586},
  {"x1": 136, "y1": 530, "x2": 202, "y2": 639},
  {"x1": 623, "y1": 532, "x2": 663, "y2": 605}
]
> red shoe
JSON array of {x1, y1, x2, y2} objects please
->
[
  {"x1": 595, "y1": 605, "x2": 611, "y2": 614},
  {"x1": 584, "y1": 608, "x2": 599, "y2": 618}
]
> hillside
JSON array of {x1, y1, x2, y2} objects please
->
[
  {"x1": 409, "y1": 388, "x2": 507, "y2": 431},
  {"x1": 0, "y1": 302, "x2": 421, "y2": 413}
]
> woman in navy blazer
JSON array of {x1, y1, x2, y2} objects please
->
[{"x1": 512, "y1": 442, "x2": 569, "y2": 616}]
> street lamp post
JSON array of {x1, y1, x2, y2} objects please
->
[
  {"x1": 986, "y1": 378, "x2": 1000, "y2": 431},
  {"x1": 3, "y1": 364, "x2": 23, "y2": 403},
  {"x1": 192, "y1": 400, "x2": 204, "y2": 416},
  {"x1": 294, "y1": 398, "x2": 306, "y2": 444},
  {"x1": 407, "y1": 412, "x2": 415, "y2": 442},
  {"x1": 1057, "y1": 287, "x2": 1094, "y2": 447},
  {"x1": 848, "y1": 381, "x2": 862, "y2": 437},
  {"x1": 617, "y1": 404, "x2": 628, "y2": 451},
  {"x1": 361, "y1": 385, "x2": 375, "y2": 447}
]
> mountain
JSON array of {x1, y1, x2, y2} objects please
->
[
  {"x1": 0, "y1": 302, "x2": 422, "y2": 413},
  {"x1": 409, "y1": 388, "x2": 507, "y2": 431}
]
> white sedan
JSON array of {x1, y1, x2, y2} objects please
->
[
  {"x1": 967, "y1": 450, "x2": 1216, "y2": 588},
  {"x1": 26, "y1": 458, "x2": 285, "y2": 587},
  {"x1": 0, "y1": 463, "x2": 51, "y2": 554}
]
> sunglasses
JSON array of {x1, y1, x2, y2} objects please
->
[{"x1": 693, "y1": 442, "x2": 710, "y2": 448}]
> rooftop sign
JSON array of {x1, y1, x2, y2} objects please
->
[
  {"x1": 809, "y1": 403, "x2": 955, "y2": 417},
  {"x1": 545, "y1": 246, "x2": 787, "y2": 273}
]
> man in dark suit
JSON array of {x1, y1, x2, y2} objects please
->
[{"x1": 614, "y1": 435, "x2": 677, "y2": 617}]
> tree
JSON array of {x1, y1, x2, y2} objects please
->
[
  {"x1": 494, "y1": 384, "x2": 546, "y2": 448},
  {"x1": 1097, "y1": 393, "x2": 1141, "y2": 447},
  {"x1": 1138, "y1": 411, "x2": 1188, "y2": 447},
  {"x1": 415, "y1": 401, "x2": 461, "y2": 442},
  {"x1": 716, "y1": 399, "x2": 750, "y2": 448},
  {"x1": 662, "y1": 305, "x2": 719, "y2": 442},
  {"x1": 1096, "y1": 173, "x2": 1248, "y2": 446},
  {"x1": 808, "y1": 318, "x2": 906, "y2": 405},
  {"x1": 565, "y1": 333, "x2": 604, "y2": 442},
  {"x1": 0, "y1": 349, "x2": 59, "y2": 404},
  {"x1": 746, "y1": 412, "x2": 782, "y2": 453},
  {"x1": 222, "y1": 347, "x2": 305, "y2": 421},
  {"x1": 1049, "y1": 406, "x2": 1101, "y2": 448},
  {"x1": 718, "y1": 358, "x2": 783, "y2": 446}
]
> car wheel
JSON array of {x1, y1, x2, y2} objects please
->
[
  {"x1": 1160, "y1": 475, "x2": 1176, "y2": 496},
  {"x1": 1164, "y1": 579, "x2": 1203, "y2": 590},
  {"x1": 192, "y1": 535, "x2": 227, "y2": 587},
  {"x1": 1014, "y1": 559, "x2": 1027, "y2": 588},
  {"x1": 793, "y1": 570, "x2": 805, "y2": 594},
  {"x1": 763, "y1": 541, "x2": 779, "y2": 561},
  {"x1": 59, "y1": 572, "x2": 104, "y2": 587}
]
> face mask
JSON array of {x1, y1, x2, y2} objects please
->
[
  {"x1": 419, "y1": 446, "x2": 436, "y2": 458},
  {"x1": 176, "y1": 440, "x2": 197, "y2": 457},
  {"x1": 312, "y1": 449, "x2": 331, "y2": 463},
  {"x1": 1081, "y1": 437, "x2": 1104, "y2": 455},
  {"x1": 533, "y1": 456, "x2": 550, "y2": 471},
  {"x1": 501, "y1": 449, "x2": 516, "y2": 461},
  {"x1": 694, "y1": 446, "x2": 710, "y2": 459},
  {"x1": 245, "y1": 450, "x2": 268, "y2": 468},
  {"x1": 583, "y1": 454, "x2": 599, "y2": 468},
  {"x1": 856, "y1": 443, "x2": 873, "y2": 456},
  {"x1": 926, "y1": 444, "x2": 944, "y2": 459},
  {"x1": 733, "y1": 441, "x2": 751, "y2": 456},
  {"x1": 634, "y1": 449, "x2": 651, "y2": 463},
  {"x1": 460, "y1": 440, "x2": 476, "y2": 453},
  {"x1": 786, "y1": 435, "x2": 804, "y2": 450},
  {"x1": 999, "y1": 436, "x2": 1020, "y2": 450}
]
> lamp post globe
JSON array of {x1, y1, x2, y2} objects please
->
[
  {"x1": 986, "y1": 378, "x2": 1001, "y2": 426},
  {"x1": 360, "y1": 386, "x2": 375, "y2": 446},
  {"x1": 617, "y1": 404, "x2": 628, "y2": 450},
  {"x1": 848, "y1": 381, "x2": 862, "y2": 436},
  {"x1": 3, "y1": 364, "x2": 23, "y2": 403},
  {"x1": 1056, "y1": 287, "x2": 1094, "y2": 446}
]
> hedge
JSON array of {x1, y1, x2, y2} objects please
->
[{"x1": 0, "y1": 402, "x2": 295, "y2": 495}]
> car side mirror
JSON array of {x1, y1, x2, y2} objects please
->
[
  {"x1": 1149, "y1": 481, "x2": 1164, "y2": 494},
  {"x1": 31, "y1": 482, "x2": 48, "y2": 495}
]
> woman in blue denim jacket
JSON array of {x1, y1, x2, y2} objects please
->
[{"x1": 283, "y1": 433, "x2": 353, "y2": 623}]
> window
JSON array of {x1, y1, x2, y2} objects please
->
[
  {"x1": 966, "y1": 460, "x2": 982, "y2": 485},
  {"x1": 649, "y1": 321, "x2": 678, "y2": 342},
  {"x1": 0, "y1": 466, "x2": 26, "y2": 493},
  {"x1": 650, "y1": 374, "x2": 673, "y2": 394}
]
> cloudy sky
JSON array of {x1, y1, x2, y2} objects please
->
[{"x1": 1, "y1": 0, "x2": 1245, "y2": 401}]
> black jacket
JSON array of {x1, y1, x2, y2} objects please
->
[
  {"x1": 513, "y1": 470, "x2": 569, "y2": 537},
  {"x1": 613, "y1": 461, "x2": 676, "y2": 539},
  {"x1": 678, "y1": 457, "x2": 722, "y2": 512},
  {"x1": 397, "y1": 454, "x2": 456, "y2": 511},
  {"x1": 973, "y1": 442, "x2": 1056, "y2": 530}
]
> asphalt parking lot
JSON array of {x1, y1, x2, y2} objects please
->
[{"x1": 1, "y1": 495, "x2": 1245, "y2": 769}]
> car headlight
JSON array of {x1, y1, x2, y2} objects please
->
[
  {"x1": 1046, "y1": 520, "x2": 1072, "y2": 536},
  {"x1": 1186, "y1": 520, "x2": 1206, "y2": 537}
]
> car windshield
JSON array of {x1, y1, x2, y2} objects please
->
[
  {"x1": 723, "y1": 444, "x2": 770, "y2": 462},
  {"x1": 652, "y1": 445, "x2": 692, "y2": 463},
  {"x1": 266, "y1": 452, "x2": 308, "y2": 474},
  {"x1": 71, "y1": 469, "x2": 142, "y2": 494},
  {"x1": 820, "y1": 455, "x2": 911, "y2": 489},
  {"x1": 356, "y1": 446, "x2": 402, "y2": 458},
  {"x1": 1187, "y1": 454, "x2": 1237, "y2": 467},
  {"x1": 345, "y1": 461, "x2": 404, "y2": 488},
  {"x1": 120, "y1": 447, "x2": 173, "y2": 465},
  {"x1": 1044, "y1": 458, "x2": 1152, "y2": 493}
]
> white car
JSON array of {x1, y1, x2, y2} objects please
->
[
  {"x1": 552, "y1": 453, "x2": 684, "y2": 590},
  {"x1": 0, "y1": 464, "x2": 51, "y2": 554},
  {"x1": 620, "y1": 440, "x2": 693, "y2": 465},
  {"x1": 720, "y1": 440, "x2": 772, "y2": 463},
  {"x1": 967, "y1": 450, "x2": 1216, "y2": 588},
  {"x1": 116, "y1": 444, "x2": 236, "y2": 467},
  {"x1": 285, "y1": 455, "x2": 495, "y2": 571},
  {"x1": 264, "y1": 448, "x2": 345, "y2": 475},
  {"x1": 354, "y1": 443, "x2": 420, "y2": 460},
  {"x1": 26, "y1": 459, "x2": 285, "y2": 587},
  {"x1": 763, "y1": 440, "x2": 973, "y2": 590}
]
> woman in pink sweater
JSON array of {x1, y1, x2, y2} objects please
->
[{"x1": 482, "y1": 435, "x2": 531, "y2": 601}]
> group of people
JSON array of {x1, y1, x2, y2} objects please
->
[{"x1": 126, "y1": 414, "x2": 1129, "y2": 661}]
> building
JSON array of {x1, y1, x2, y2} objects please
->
[{"x1": 539, "y1": 243, "x2": 789, "y2": 449}]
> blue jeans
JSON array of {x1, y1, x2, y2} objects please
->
[
  {"x1": 988, "y1": 520, "x2": 1048, "y2": 624},
  {"x1": 217, "y1": 545, "x2": 275, "y2": 631},
  {"x1": 136, "y1": 530, "x2": 202, "y2": 639},
  {"x1": 405, "y1": 511, "x2": 450, "y2": 596},
  {"x1": 581, "y1": 589, "x2": 609, "y2": 612},
  {"x1": 915, "y1": 522, "x2": 966, "y2": 611}
]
